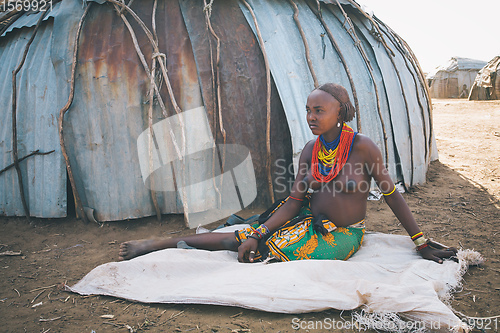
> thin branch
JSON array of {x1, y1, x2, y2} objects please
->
[
  {"x1": 288, "y1": 0, "x2": 318, "y2": 88},
  {"x1": 148, "y1": 36, "x2": 161, "y2": 222},
  {"x1": 0, "y1": 150, "x2": 54, "y2": 176},
  {"x1": 58, "y1": 4, "x2": 92, "y2": 224},
  {"x1": 203, "y1": 0, "x2": 225, "y2": 208}
]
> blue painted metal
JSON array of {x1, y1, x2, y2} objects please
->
[{"x1": 0, "y1": 19, "x2": 67, "y2": 217}]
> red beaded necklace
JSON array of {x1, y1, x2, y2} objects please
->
[{"x1": 311, "y1": 124, "x2": 355, "y2": 183}]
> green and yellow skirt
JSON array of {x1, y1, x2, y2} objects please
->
[{"x1": 235, "y1": 196, "x2": 365, "y2": 262}]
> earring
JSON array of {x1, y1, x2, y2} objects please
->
[{"x1": 337, "y1": 122, "x2": 341, "y2": 127}]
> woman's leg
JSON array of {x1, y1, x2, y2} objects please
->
[{"x1": 118, "y1": 232, "x2": 239, "y2": 260}]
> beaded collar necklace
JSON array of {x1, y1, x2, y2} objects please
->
[{"x1": 311, "y1": 123, "x2": 356, "y2": 182}]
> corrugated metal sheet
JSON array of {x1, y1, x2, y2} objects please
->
[
  {"x1": 317, "y1": 3, "x2": 398, "y2": 181},
  {"x1": 327, "y1": 0, "x2": 435, "y2": 185},
  {"x1": 0, "y1": 18, "x2": 66, "y2": 217},
  {"x1": 372, "y1": 17, "x2": 431, "y2": 185},
  {"x1": 65, "y1": 0, "x2": 208, "y2": 221}
]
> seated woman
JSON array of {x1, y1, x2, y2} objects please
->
[{"x1": 119, "y1": 83, "x2": 457, "y2": 264}]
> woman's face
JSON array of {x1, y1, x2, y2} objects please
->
[{"x1": 306, "y1": 89, "x2": 341, "y2": 138}]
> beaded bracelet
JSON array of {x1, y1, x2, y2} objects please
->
[
  {"x1": 253, "y1": 224, "x2": 270, "y2": 239},
  {"x1": 411, "y1": 232, "x2": 423, "y2": 240},
  {"x1": 411, "y1": 231, "x2": 427, "y2": 247}
]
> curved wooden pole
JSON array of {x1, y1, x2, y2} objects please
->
[
  {"x1": 58, "y1": 4, "x2": 92, "y2": 223},
  {"x1": 288, "y1": 0, "x2": 319, "y2": 88}
]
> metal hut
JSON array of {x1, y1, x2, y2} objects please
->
[
  {"x1": 0, "y1": 0, "x2": 436, "y2": 227},
  {"x1": 468, "y1": 56, "x2": 500, "y2": 100}
]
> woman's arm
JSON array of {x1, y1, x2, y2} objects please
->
[
  {"x1": 237, "y1": 141, "x2": 313, "y2": 262},
  {"x1": 360, "y1": 135, "x2": 457, "y2": 263}
]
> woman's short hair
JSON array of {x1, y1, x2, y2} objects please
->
[{"x1": 317, "y1": 83, "x2": 355, "y2": 122}]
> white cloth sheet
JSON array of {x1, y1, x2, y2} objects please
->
[{"x1": 68, "y1": 230, "x2": 475, "y2": 332}]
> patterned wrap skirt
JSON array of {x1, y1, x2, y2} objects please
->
[{"x1": 235, "y1": 196, "x2": 365, "y2": 262}]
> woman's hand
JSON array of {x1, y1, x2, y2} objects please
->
[
  {"x1": 418, "y1": 240, "x2": 458, "y2": 264},
  {"x1": 237, "y1": 238, "x2": 259, "y2": 263}
]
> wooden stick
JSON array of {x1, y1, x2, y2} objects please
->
[
  {"x1": 29, "y1": 284, "x2": 57, "y2": 293},
  {"x1": 288, "y1": 0, "x2": 318, "y2": 88},
  {"x1": 334, "y1": 3, "x2": 414, "y2": 184},
  {"x1": 31, "y1": 290, "x2": 45, "y2": 304},
  {"x1": 147, "y1": 47, "x2": 161, "y2": 222},
  {"x1": 374, "y1": 17, "x2": 433, "y2": 163},
  {"x1": 39, "y1": 316, "x2": 64, "y2": 322},
  {"x1": 0, "y1": 150, "x2": 54, "y2": 176},
  {"x1": 166, "y1": 310, "x2": 184, "y2": 322},
  {"x1": 375, "y1": 19, "x2": 430, "y2": 163},
  {"x1": 203, "y1": 0, "x2": 227, "y2": 209},
  {"x1": 0, "y1": 251, "x2": 22, "y2": 256},
  {"x1": 58, "y1": 4, "x2": 92, "y2": 224}
]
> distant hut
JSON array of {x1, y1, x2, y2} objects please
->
[
  {"x1": 1, "y1": 0, "x2": 436, "y2": 225},
  {"x1": 427, "y1": 57, "x2": 487, "y2": 98},
  {"x1": 468, "y1": 56, "x2": 500, "y2": 100}
]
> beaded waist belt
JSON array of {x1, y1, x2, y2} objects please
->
[{"x1": 322, "y1": 219, "x2": 365, "y2": 233}]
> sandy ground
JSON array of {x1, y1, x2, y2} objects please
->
[{"x1": 0, "y1": 99, "x2": 499, "y2": 332}]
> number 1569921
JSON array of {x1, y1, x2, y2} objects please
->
[{"x1": 1, "y1": 0, "x2": 52, "y2": 12}]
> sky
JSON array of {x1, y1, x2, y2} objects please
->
[{"x1": 359, "y1": 0, "x2": 500, "y2": 73}]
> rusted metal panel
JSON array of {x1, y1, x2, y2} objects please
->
[
  {"x1": 65, "y1": 0, "x2": 207, "y2": 221},
  {"x1": 179, "y1": 0, "x2": 293, "y2": 204}
]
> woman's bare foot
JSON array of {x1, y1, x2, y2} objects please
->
[{"x1": 118, "y1": 239, "x2": 159, "y2": 261}]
